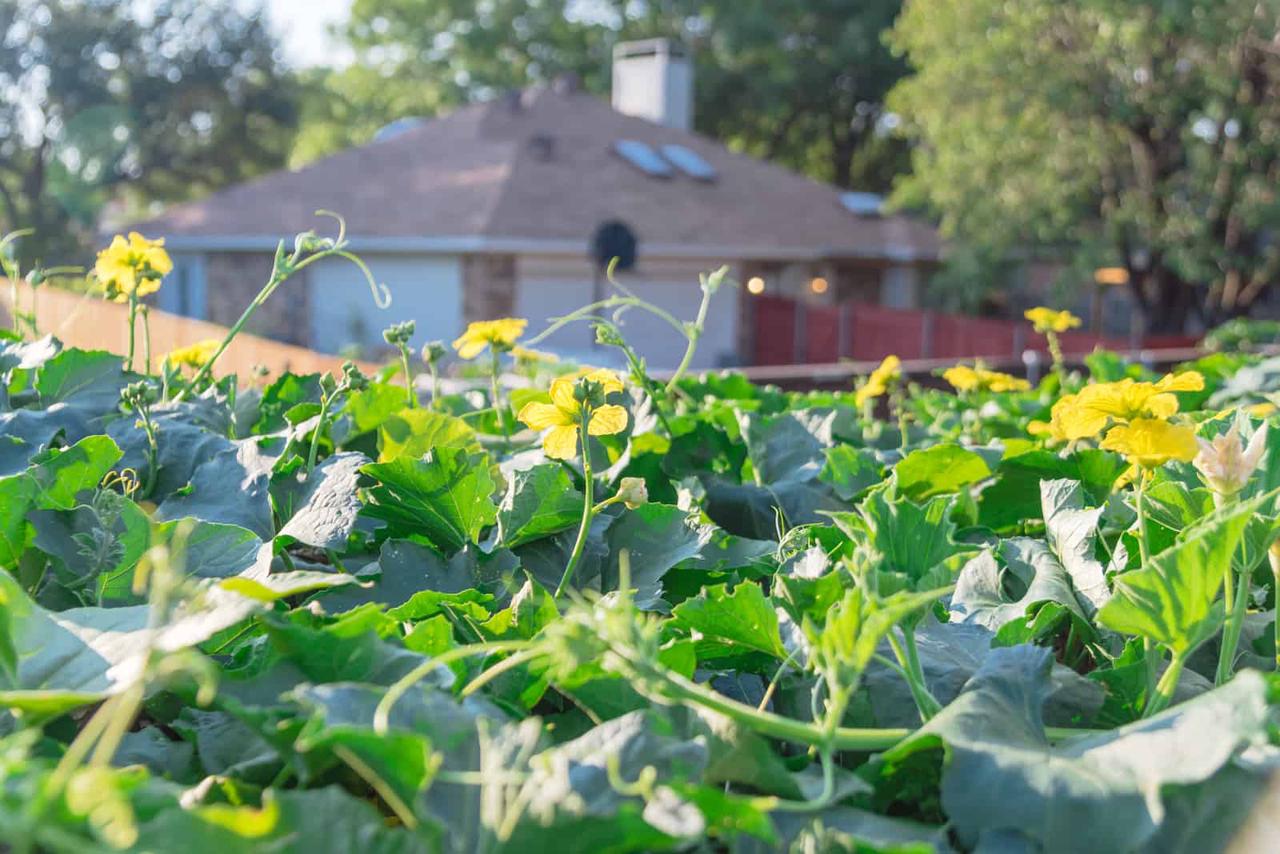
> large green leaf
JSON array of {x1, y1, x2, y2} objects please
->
[
  {"x1": 878, "y1": 645, "x2": 1272, "y2": 853},
  {"x1": 0, "y1": 569, "x2": 343, "y2": 716},
  {"x1": 830, "y1": 490, "x2": 973, "y2": 591},
  {"x1": 894, "y1": 444, "x2": 991, "y2": 501},
  {"x1": 1040, "y1": 478, "x2": 1111, "y2": 616},
  {"x1": 819, "y1": 445, "x2": 884, "y2": 501},
  {"x1": 950, "y1": 543, "x2": 1088, "y2": 635},
  {"x1": 671, "y1": 582, "x2": 788, "y2": 659},
  {"x1": 495, "y1": 463, "x2": 583, "y2": 548},
  {"x1": 157, "y1": 440, "x2": 277, "y2": 538},
  {"x1": 361, "y1": 447, "x2": 498, "y2": 554},
  {"x1": 276, "y1": 452, "x2": 368, "y2": 550},
  {"x1": 601, "y1": 503, "x2": 714, "y2": 608},
  {"x1": 34, "y1": 349, "x2": 128, "y2": 414},
  {"x1": 1097, "y1": 492, "x2": 1266, "y2": 654},
  {"x1": 376, "y1": 407, "x2": 477, "y2": 462}
]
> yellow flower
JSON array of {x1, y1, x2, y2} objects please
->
[
  {"x1": 452, "y1": 318, "x2": 527, "y2": 359},
  {"x1": 1100, "y1": 418, "x2": 1199, "y2": 468},
  {"x1": 1065, "y1": 371, "x2": 1205, "y2": 438},
  {"x1": 164, "y1": 339, "x2": 220, "y2": 370},
  {"x1": 943, "y1": 364, "x2": 1030, "y2": 393},
  {"x1": 510, "y1": 346, "x2": 558, "y2": 365},
  {"x1": 517, "y1": 369, "x2": 628, "y2": 460},
  {"x1": 94, "y1": 232, "x2": 172, "y2": 302},
  {"x1": 1024, "y1": 307, "x2": 1082, "y2": 334},
  {"x1": 855, "y1": 355, "x2": 901, "y2": 407},
  {"x1": 1247, "y1": 401, "x2": 1276, "y2": 418}
]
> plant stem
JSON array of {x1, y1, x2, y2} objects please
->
[
  {"x1": 399, "y1": 346, "x2": 415, "y2": 408},
  {"x1": 141, "y1": 305, "x2": 152, "y2": 374},
  {"x1": 1047, "y1": 330, "x2": 1064, "y2": 379},
  {"x1": 1271, "y1": 546, "x2": 1280, "y2": 672},
  {"x1": 489, "y1": 348, "x2": 510, "y2": 440},
  {"x1": 126, "y1": 293, "x2": 138, "y2": 372},
  {"x1": 1134, "y1": 473, "x2": 1158, "y2": 700},
  {"x1": 306, "y1": 393, "x2": 331, "y2": 475},
  {"x1": 428, "y1": 363, "x2": 440, "y2": 410},
  {"x1": 664, "y1": 285, "x2": 712, "y2": 393},
  {"x1": 556, "y1": 414, "x2": 594, "y2": 598},
  {"x1": 1216, "y1": 566, "x2": 1251, "y2": 686},
  {"x1": 1144, "y1": 652, "x2": 1185, "y2": 718},
  {"x1": 888, "y1": 627, "x2": 942, "y2": 722}
]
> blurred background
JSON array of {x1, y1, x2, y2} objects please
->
[{"x1": 2, "y1": 0, "x2": 1278, "y2": 370}]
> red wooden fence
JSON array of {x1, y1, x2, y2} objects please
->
[{"x1": 749, "y1": 297, "x2": 1156, "y2": 366}]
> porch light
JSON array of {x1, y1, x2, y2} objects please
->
[
  {"x1": 809, "y1": 276, "x2": 829, "y2": 295},
  {"x1": 747, "y1": 276, "x2": 766, "y2": 294}
]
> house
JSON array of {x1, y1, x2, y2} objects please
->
[{"x1": 135, "y1": 39, "x2": 941, "y2": 370}]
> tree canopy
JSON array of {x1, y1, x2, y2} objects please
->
[
  {"x1": 0, "y1": 0, "x2": 298, "y2": 263},
  {"x1": 293, "y1": 0, "x2": 908, "y2": 192},
  {"x1": 889, "y1": 0, "x2": 1280, "y2": 332}
]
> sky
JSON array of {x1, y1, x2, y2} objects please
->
[{"x1": 264, "y1": 0, "x2": 353, "y2": 67}]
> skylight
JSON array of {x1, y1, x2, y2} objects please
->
[
  {"x1": 660, "y1": 144, "x2": 717, "y2": 181},
  {"x1": 614, "y1": 140, "x2": 673, "y2": 178},
  {"x1": 840, "y1": 192, "x2": 884, "y2": 216}
]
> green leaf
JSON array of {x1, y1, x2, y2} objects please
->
[
  {"x1": 894, "y1": 444, "x2": 991, "y2": 501},
  {"x1": 361, "y1": 447, "x2": 498, "y2": 554},
  {"x1": 878, "y1": 646, "x2": 1272, "y2": 853},
  {"x1": 671, "y1": 582, "x2": 788, "y2": 659},
  {"x1": 35, "y1": 348, "x2": 127, "y2": 412},
  {"x1": 950, "y1": 544, "x2": 1088, "y2": 634},
  {"x1": 1039, "y1": 479, "x2": 1111, "y2": 616},
  {"x1": 276, "y1": 452, "x2": 368, "y2": 549},
  {"x1": 601, "y1": 503, "x2": 714, "y2": 608},
  {"x1": 830, "y1": 490, "x2": 973, "y2": 591},
  {"x1": 376, "y1": 407, "x2": 477, "y2": 462},
  {"x1": 495, "y1": 463, "x2": 583, "y2": 548},
  {"x1": 0, "y1": 571, "x2": 269, "y2": 716},
  {"x1": 1097, "y1": 492, "x2": 1266, "y2": 654},
  {"x1": 0, "y1": 474, "x2": 37, "y2": 568},
  {"x1": 26, "y1": 435, "x2": 122, "y2": 510},
  {"x1": 819, "y1": 445, "x2": 883, "y2": 501}
]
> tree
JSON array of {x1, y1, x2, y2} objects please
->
[
  {"x1": 889, "y1": 0, "x2": 1280, "y2": 333},
  {"x1": 294, "y1": 0, "x2": 908, "y2": 191},
  {"x1": 0, "y1": 0, "x2": 298, "y2": 263}
]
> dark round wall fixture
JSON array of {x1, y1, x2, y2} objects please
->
[{"x1": 591, "y1": 220, "x2": 638, "y2": 272}]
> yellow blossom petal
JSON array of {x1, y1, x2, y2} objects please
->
[
  {"x1": 518, "y1": 401, "x2": 571, "y2": 431},
  {"x1": 549, "y1": 377, "x2": 579, "y2": 412},
  {"x1": 587, "y1": 404, "x2": 628, "y2": 436},
  {"x1": 542, "y1": 424, "x2": 580, "y2": 460},
  {"x1": 577, "y1": 368, "x2": 625, "y2": 396},
  {"x1": 451, "y1": 318, "x2": 528, "y2": 359},
  {"x1": 165, "y1": 339, "x2": 220, "y2": 370},
  {"x1": 1100, "y1": 419, "x2": 1199, "y2": 468},
  {"x1": 1153, "y1": 371, "x2": 1205, "y2": 393}
]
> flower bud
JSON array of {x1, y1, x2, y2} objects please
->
[
  {"x1": 616, "y1": 477, "x2": 649, "y2": 509},
  {"x1": 1194, "y1": 420, "x2": 1268, "y2": 496}
]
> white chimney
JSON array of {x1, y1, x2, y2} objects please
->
[{"x1": 611, "y1": 39, "x2": 693, "y2": 131}]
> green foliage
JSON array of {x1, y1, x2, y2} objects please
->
[
  {"x1": 889, "y1": 0, "x2": 1280, "y2": 329},
  {"x1": 0, "y1": 0, "x2": 298, "y2": 260},
  {"x1": 3, "y1": 288, "x2": 1280, "y2": 851}
]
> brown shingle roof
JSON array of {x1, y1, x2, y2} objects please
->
[{"x1": 138, "y1": 88, "x2": 939, "y2": 261}]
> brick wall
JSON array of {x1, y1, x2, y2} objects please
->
[
  {"x1": 461, "y1": 254, "x2": 516, "y2": 322},
  {"x1": 205, "y1": 252, "x2": 311, "y2": 346}
]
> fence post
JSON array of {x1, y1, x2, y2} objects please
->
[
  {"x1": 837, "y1": 302, "x2": 851, "y2": 358},
  {"x1": 793, "y1": 299, "x2": 807, "y2": 364},
  {"x1": 921, "y1": 310, "x2": 935, "y2": 359},
  {"x1": 1012, "y1": 323, "x2": 1025, "y2": 360}
]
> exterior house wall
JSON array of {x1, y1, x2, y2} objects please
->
[
  {"x1": 514, "y1": 255, "x2": 742, "y2": 370},
  {"x1": 204, "y1": 252, "x2": 300, "y2": 343},
  {"x1": 308, "y1": 253, "x2": 464, "y2": 356}
]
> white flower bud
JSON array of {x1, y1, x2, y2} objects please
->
[
  {"x1": 1194, "y1": 421, "x2": 1268, "y2": 496},
  {"x1": 616, "y1": 477, "x2": 649, "y2": 509}
]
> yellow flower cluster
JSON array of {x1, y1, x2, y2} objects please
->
[
  {"x1": 452, "y1": 318, "x2": 527, "y2": 359},
  {"x1": 164, "y1": 339, "x2": 220, "y2": 371},
  {"x1": 855, "y1": 355, "x2": 900, "y2": 407},
  {"x1": 94, "y1": 232, "x2": 172, "y2": 302},
  {"x1": 518, "y1": 368, "x2": 628, "y2": 459},
  {"x1": 1024, "y1": 306, "x2": 1081, "y2": 334},
  {"x1": 1034, "y1": 371, "x2": 1204, "y2": 467},
  {"x1": 510, "y1": 345, "x2": 559, "y2": 365},
  {"x1": 943, "y1": 364, "x2": 1030, "y2": 393}
]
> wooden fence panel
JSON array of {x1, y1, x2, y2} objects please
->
[{"x1": 1, "y1": 282, "x2": 381, "y2": 380}]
